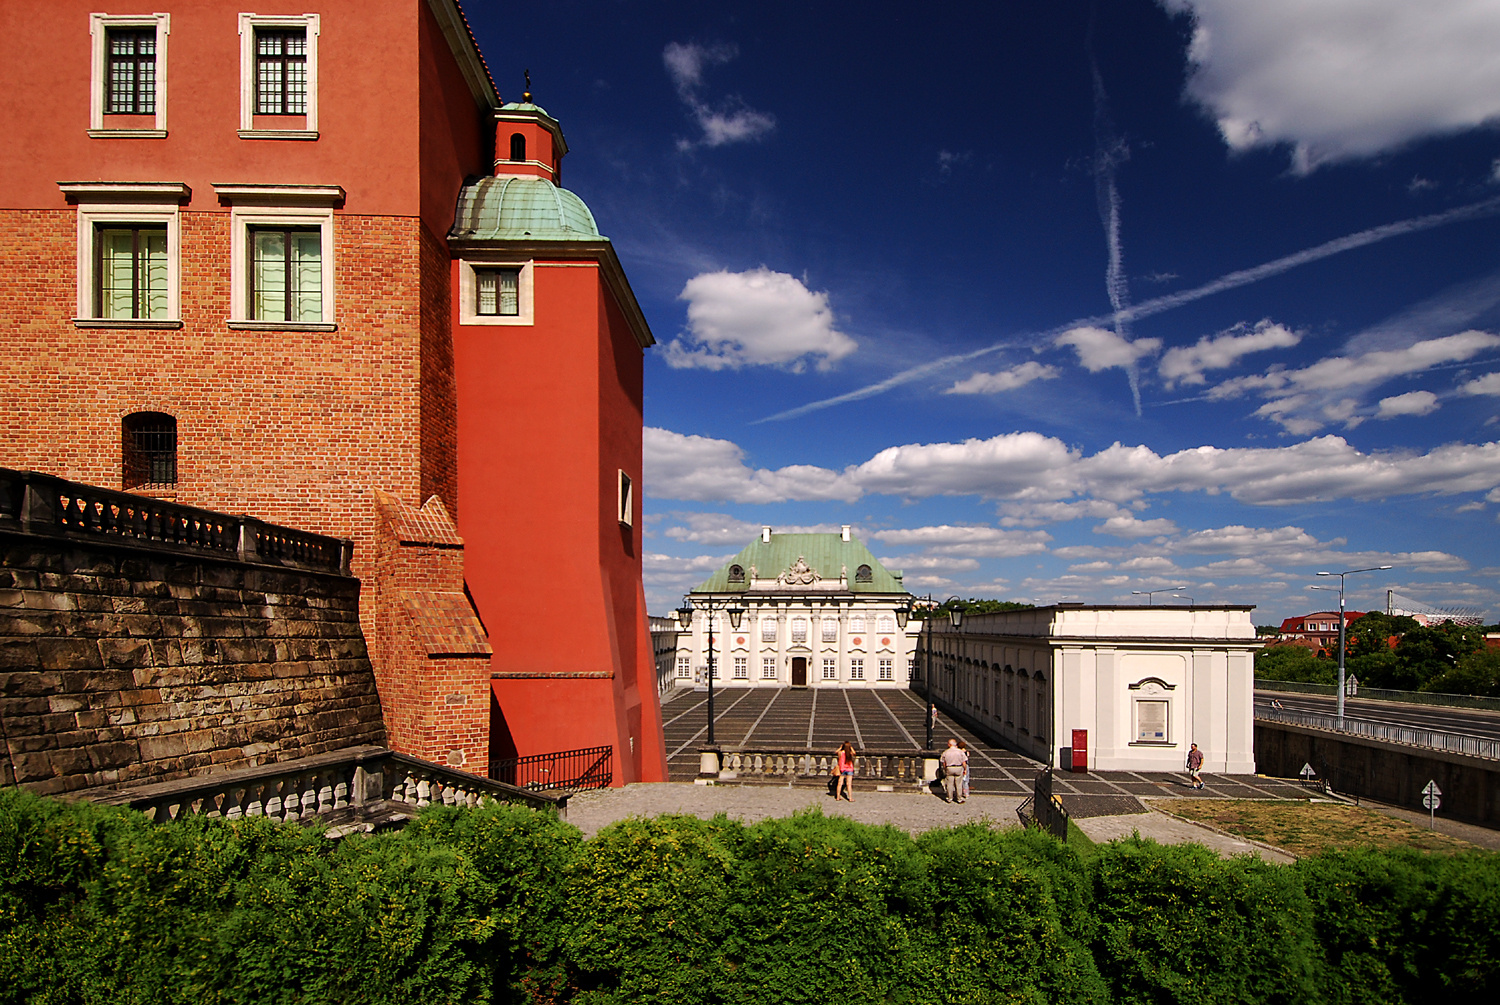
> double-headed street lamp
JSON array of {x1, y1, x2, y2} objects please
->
[
  {"x1": 676, "y1": 595, "x2": 745, "y2": 746},
  {"x1": 1309, "y1": 565, "x2": 1392, "y2": 723},
  {"x1": 1132, "y1": 587, "x2": 1186, "y2": 605},
  {"x1": 904, "y1": 595, "x2": 966, "y2": 750}
]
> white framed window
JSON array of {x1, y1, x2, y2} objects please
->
[
  {"x1": 239, "y1": 13, "x2": 320, "y2": 139},
  {"x1": 849, "y1": 615, "x2": 867, "y2": 634},
  {"x1": 791, "y1": 618, "x2": 808, "y2": 643},
  {"x1": 1135, "y1": 699, "x2": 1169, "y2": 743},
  {"x1": 876, "y1": 614, "x2": 895, "y2": 634},
  {"x1": 617, "y1": 470, "x2": 633, "y2": 527},
  {"x1": 61, "y1": 183, "x2": 186, "y2": 328},
  {"x1": 458, "y1": 259, "x2": 535, "y2": 326},
  {"x1": 820, "y1": 618, "x2": 838, "y2": 642},
  {"x1": 879, "y1": 658, "x2": 893, "y2": 681},
  {"x1": 761, "y1": 656, "x2": 777, "y2": 679},
  {"x1": 761, "y1": 620, "x2": 777, "y2": 642},
  {"x1": 822, "y1": 658, "x2": 837, "y2": 680},
  {"x1": 216, "y1": 185, "x2": 340, "y2": 330},
  {"x1": 733, "y1": 657, "x2": 748, "y2": 679},
  {"x1": 89, "y1": 13, "x2": 170, "y2": 137},
  {"x1": 849, "y1": 658, "x2": 864, "y2": 681},
  {"x1": 676, "y1": 656, "x2": 691, "y2": 679}
]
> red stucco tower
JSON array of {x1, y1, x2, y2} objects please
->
[{"x1": 0, "y1": 1, "x2": 666, "y2": 785}]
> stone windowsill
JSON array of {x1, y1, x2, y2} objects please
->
[
  {"x1": 87, "y1": 129, "x2": 168, "y2": 139},
  {"x1": 226, "y1": 320, "x2": 337, "y2": 332},
  {"x1": 74, "y1": 317, "x2": 183, "y2": 329},
  {"x1": 238, "y1": 129, "x2": 318, "y2": 141}
]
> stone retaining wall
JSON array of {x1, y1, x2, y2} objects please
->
[{"x1": 0, "y1": 529, "x2": 386, "y2": 796}]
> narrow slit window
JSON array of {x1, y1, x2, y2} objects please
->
[
  {"x1": 509, "y1": 132, "x2": 526, "y2": 161},
  {"x1": 476, "y1": 267, "x2": 520, "y2": 316},
  {"x1": 256, "y1": 30, "x2": 307, "y2": 114},
  {"x1": 96, "y1": 225, "x2": 168, "y2": 319},
  {"x1": 106, "y1": 29, "x2": 157, "y2": 114},
  {"x1": 122, "y1": 412, "x2": 177, "y2": 488},
  {"x1": 250, "y1": 227, "x2": 322, "y2": 322},
  {"x1": 617, "y1": 470, "x2": 633, "y2": 526}
]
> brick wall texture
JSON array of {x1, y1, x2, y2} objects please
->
[{"x1": 0, "y1": 530, "x2": 386, "y2": 796}]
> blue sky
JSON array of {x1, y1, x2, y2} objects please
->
[{"x1": 467, "y1": 0, "x2": 1500, "y2": 624}]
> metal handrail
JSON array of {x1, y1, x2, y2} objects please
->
[
  {"x1": 1255, "y1": 677, "x2": 1500, "y2": 713},
  {"x1": 1255, "y1": 705, "x2": 1500, "y2": 761},
  {"x1": 489, "y1": 744, "x2": 614, "y2": 791}
]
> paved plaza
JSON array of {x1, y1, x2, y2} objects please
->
[{"x1": 659, "y1": 685, "x2": 1309, "y2": 804}]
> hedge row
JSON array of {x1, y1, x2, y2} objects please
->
[{"x1": 2, "y1": 789, "x2": 1497, "y2": 1004}]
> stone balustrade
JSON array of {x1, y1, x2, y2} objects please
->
[
  {"x1": 709, "y1": 747, "x2": 936, "y2": 785},
  {"x1": 89, "y1": 745, "x2": 567, "y2": 832}
]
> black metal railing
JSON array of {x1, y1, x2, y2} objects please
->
[
  {"x1": 489, "y1": 744, "x2": 613, "y2": 791},
  {"x1": 1017, "y1": 767, "x2": 1070, "y2": 841},
  {"x1": 0, "y1": 467, "x2": 351, "y2": 575}
]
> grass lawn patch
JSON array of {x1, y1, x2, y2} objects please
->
[{"x1": 1152, "y1": 798, "x2": 1482, "y2": 858}]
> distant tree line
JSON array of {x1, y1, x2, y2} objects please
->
[
  {"x1": 2, "y1": 790, "x2": 1497, "y2": 1003},
  {"x1": 1257, "y1": 612, "x2": 1500, "y2": 696},
  {"x1": 909, "y1": 597, "x2": 1035, "y2": 620}
]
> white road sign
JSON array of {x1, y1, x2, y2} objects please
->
[
  {"x1": 1300, "y1": 763, "x2": 1316, "y2": 779},
  {"x1": 1422, "y1": 792, "x2": 1441, "y2": 810}
]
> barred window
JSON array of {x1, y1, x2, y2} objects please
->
[
  {"x1": 107, "y1": 29, "x2": 156, "y2": 114},
  {"x1": 849, "y1": 658, "x2": 864, "y2": 681},
  {"x1": 96, "y1": 225, "x2": 168, "y2": 320},
  {"x1": 791, "y1": 618, "x2": 808, "y2": 643},
  {"x1": 761, "y1": 656, "x2": 777, "y2": 679},
  {"x1": 821, "y1": 618, "x2": 838, "y2": 642},
  {"x1": 256, "y1": 29, "x2": 307, "y2": 114},
  {"x1": 761, "y1": 619, "x2": 777, "y2": 642},
  {"x1": 122, "y1": 412, "x2": 177, "y2": 489},
  {"x1": 879, "y1": 658, "x2": 894, "y2": 681},
  {"x1": 733, "y1": 657, "x2": 748, "y2": 679},
  {"x1": 250, "y1": 227, "x2": 322, "y2": 322},
  {"x1": 476, "y1": 267, "x2": 520, "y2": 316},
  {"x1": 822, "y1": 658, "x2": 837, "y2": 680}
]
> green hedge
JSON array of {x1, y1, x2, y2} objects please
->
[{"x1": 2, "y1": 789, "x2": 1497, "y2": 1004}]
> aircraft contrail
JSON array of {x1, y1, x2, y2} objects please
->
[{"x1": 758, "y1": 194, "x2": 1500, "y2": 423}]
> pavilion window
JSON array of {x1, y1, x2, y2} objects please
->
[
  {"x1": 820, "y1": 618, "x2": 838, "y2": 642},
  {"x1": 256, "y1": 29, "x2": 307, "y2": 114},
  {"x1": 96, "y1": 225, "x2": 168, "y2": 319},
  {"x1": 250, "y1": 227, "x2": 322, "y2": 322},
  {"x1": 476, "y1": 268, "x2": 520, "y2": 316},
  {"x1": 791, "y1": 618, "x2": 808, "y2": 643},
  {"x1": 106, "y1": 29, "x2": 156, "y2": 114},
  {"x1": 855, "y1": 564, "x2": 873, "y2": 583},
  {"x1": 510, "y1": 132, "x2": 526, "y2": 161}
]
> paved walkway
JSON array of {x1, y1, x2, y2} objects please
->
[{"x1": 660, "y1": 686, "x2": 1310, "y2": 804}]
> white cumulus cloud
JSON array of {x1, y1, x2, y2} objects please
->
[
  {"x1": 643, "y1": 427, "x2": 858, "y2": 503},
  {"x1": 1056, "y1": 326, "x2": 1161, "y2": 372},
  {"x1": 1159, "y1": 320, "x2": 1301, "y2": 387},
  {"x1": 1376, "y1": 390, "x2": 1440, "y2": 419},
  {"x1": 1094, "y1": 515, "x2": 1180, "y2": 538},
  {"x1": 662, "y1": 267, "x2": 857, "y2": 371},
  {"x1": 1163, "y1": 0, "x2": 1500, "y2": 172},
  {"x1": 1460, "y1": 372, "x2": 1500, "y2": 396},
  {"x1": 869, "y1": 525, "x2": 1052, "y2": 558},
  {"x1": 946, "y1": 361, "x2": 1060, "y2": 395}
]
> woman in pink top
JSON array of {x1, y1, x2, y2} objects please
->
[{"x1": 835, "y1": 741, "x2": 856, "y2": 801}]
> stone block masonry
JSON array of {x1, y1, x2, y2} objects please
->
[{"x1": 0, "y1": 528, "x2": 386, "y2": 797}]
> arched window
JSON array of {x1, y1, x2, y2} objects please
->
[
  {"x1": 727, "y1": 564, "x2": 745, "y2": 584},
  {"x1": 122, "y1": 411, "x2": 176, "y2": 488},
  {"x1": 509, "y1": 132, "x2": 526, "y2": 161},
  {"x1": 855, "y1": 564, "x2": 873, "y2": 583}
]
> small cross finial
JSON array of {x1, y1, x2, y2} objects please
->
[{"x1": 523, "y1": 69, "x2": 532, "y2": 103}]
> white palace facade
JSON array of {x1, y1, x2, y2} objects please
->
[{"x1": 674, "y1": 527, "x2": 919, "y2": 690}]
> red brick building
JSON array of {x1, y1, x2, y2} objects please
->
[
  {"x1": 0, "y1": 1, "x2": 666, "y2": 783},
  {"x1": 1277, "y1": 610, "x2": 1366, "y2": 656}
]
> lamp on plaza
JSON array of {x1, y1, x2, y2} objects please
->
[
  {"x1": 918, "y1": 596, "x2": 967, "y2": 750},
  {"x1": 1170, "y1": 594, "x2": 1195, "y2": 605},
  {"x1": 1132, "y1": 586, "x2": 1186, "y2": 605},
  {"x1": 678, "y1": 595, "x2": 745, "y2": 747},
  {"x1": 1311, "y1": 565, "x2": 1393, "y2": 723}
]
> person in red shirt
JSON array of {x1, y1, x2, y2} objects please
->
[{"x1": 835, "y1": 741, "x2": 857, "y2": 801}]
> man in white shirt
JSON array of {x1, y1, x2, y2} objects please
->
[{"x1": 939, "y1": 738, "x2": 968, "y2": 803}]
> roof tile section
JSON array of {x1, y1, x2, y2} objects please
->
[
  {"x1": 373, "y1": 489, "x2": 464, "y2": 547},
  {"x1": 449, "y1": 175, "x2": 601, "y2": 241},
  {"x1": 403, "y1": 591, "x2": 492, "y2": 656},
  {"x1": 693, "y1": 532, "x2": 906, "y2": 594}
]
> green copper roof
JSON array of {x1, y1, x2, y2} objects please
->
[
  {"x1": 449, "y1": 175, "x2": 601, "y2": 242},
  {"x1": 693, "y1": 532, "x2": 907, "y2": 594}
]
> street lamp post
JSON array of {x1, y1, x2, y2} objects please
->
[
  {"x1": 1311, "y1": 565, "x2": 1392, "y2": 723},
  {"x1": 1132, "y1": 587, "x2": 1186, "y2": 605},
  {"x1": 1170, "y1": 594, "x2": 1195, "y2": 605},
  {"x1": 677, "y1": 596, "x2": 745, "y2": 747},
  {"x1": 916, "y1": 596, "x2": 966, "y2": 750}
]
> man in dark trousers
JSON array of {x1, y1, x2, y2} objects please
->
[{"x1": 1186, "y1": 743, "x2": 1205, "y2": 789}]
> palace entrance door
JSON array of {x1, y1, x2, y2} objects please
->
[{"x1": 791, "y1": 657, "x2": 807, "y2": 686}]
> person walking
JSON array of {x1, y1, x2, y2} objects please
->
[
  {"x1": 939, "y1": 738, "x2": 968, "y2": 803},
  {"x1": 957, "y1": 739, "x2": 971, "y2": 800},
  {"x1": 835, "y1": 741, "x2": 856, "y2": 801},
  {"x1": 1186, "y1": 742, "x2": 1205, "y2": 789}
]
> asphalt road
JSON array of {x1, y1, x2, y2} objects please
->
[{"x1": 1256, "y1": 691, "x2": 1500, "y2": 740}]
